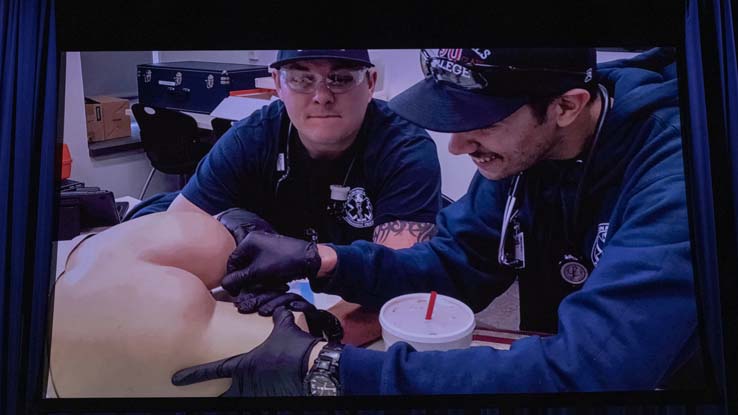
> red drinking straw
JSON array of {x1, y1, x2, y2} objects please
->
[{"x1": 425, "y1": 291, "x2": 438, "y2": 320}]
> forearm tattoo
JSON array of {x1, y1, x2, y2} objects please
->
[{"x1": 373, "y1": 220, "x2": 438, "y2": 244}]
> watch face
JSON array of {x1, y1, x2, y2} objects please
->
[{"x1": 309, "y1": 373, "x2": 337, "y2": 396}]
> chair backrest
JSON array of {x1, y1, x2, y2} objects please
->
[
  {"x1": 131, "y1": 104, "x2": 211, "y2": 174},
  {"x1": 211, "y1": 117, "x2": 235, "y2": 141}
]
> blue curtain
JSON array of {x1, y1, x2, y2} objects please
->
[
  {"x1": 684, "y1": 0, "x2": 738, "y2": 414},
  {"x1": 0, "y1": 0, "x2": 57, "y2": 413}
]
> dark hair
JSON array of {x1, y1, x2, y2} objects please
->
[{"x1": 527, "y1": 83, "x2": 600, "y2": 124}]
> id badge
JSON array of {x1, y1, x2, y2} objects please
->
[{"x1": 512, "y1": 218, "x2": 526, "y2": 269}]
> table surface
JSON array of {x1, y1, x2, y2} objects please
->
[
  {"x1": 124, "y1": 107, "x2": 214, "y2": 131},
  {"x1": 367, "y1": 326, "x2": 529, "y2": 351}
]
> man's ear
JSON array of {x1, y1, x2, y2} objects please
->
[
  {"x1": 271, "y1": 70, "x2": 281, "y2": 98},
  {"x1": 366, "y1": 70, "x2": 378, "y2": 90},
  {"x1": 365, "y1": 69, "x2": 378, "y2": 102},
  {"x1": 554, "y1": 88, "x2": 591, "y2": 128}
]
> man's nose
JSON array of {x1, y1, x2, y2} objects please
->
[
  {"x1": 312, "y1": 81, "x2": 335, "y2": 105},
  {"x1": 448, "y1": 132, "x2": 477, "y2": 155}
]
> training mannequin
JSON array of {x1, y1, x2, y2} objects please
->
[{"x1": 49, "y1": 211, "x2": 281, "y2": 397}]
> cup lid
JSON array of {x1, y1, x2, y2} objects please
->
[{"x1": 379, "y1": 293, "x2": 475, "y2": 344}]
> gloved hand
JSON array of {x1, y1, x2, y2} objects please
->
[
  {"x1": 234, "y1": 284, "x2": 311, "y2": 316},
  {"x1": 171, "y1": 306, "x2": 336, "y2": 397},
  {"x1": 216, "y1": 208, "x2": 276, "y2": 245},
  {"x1": 222, "y1": 231, "x2": 321, "y2": 296},
  {"x1": 234, "y1": 290, "x2": 344, "y2": 343}
]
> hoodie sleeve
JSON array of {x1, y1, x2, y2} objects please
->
[
  {"x1": 310, "y1": 173, "x2": 516, "y2": 313},
  {"x1": 338, "y1": 118, "x2": 698, "y2": 394}
]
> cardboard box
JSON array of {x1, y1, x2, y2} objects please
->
[{"x1": 84, "y1": 96, "x2": 131, "y2": 141}]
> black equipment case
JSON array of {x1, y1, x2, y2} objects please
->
[{"x1": 136, "y1": 61, "x2": 270, "y2": 114}]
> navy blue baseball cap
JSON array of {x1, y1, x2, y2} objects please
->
[
  {"x1": 270, "y1": 49, "x2": 374, "y2": 69},
  {"x1": 389, "y1": 48, "x2": 596, "y2": 133}
]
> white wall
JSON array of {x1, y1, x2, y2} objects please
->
[
  {"x1": 156, "y1": 50, "x2": 278, "y2": 65},
  {"x1": 81, "y1": 51, "x2": 153, "y2": 98},
  {"x1": 63, "y1": 52, "x2": 179, "y2": 199}
]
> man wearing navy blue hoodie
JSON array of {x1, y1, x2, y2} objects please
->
[{"x1": 171, "y1": 48, "x2": 700, "y2": 395}]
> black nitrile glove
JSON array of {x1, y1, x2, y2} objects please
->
[
  {"x1": 303, "y1": 308, "x2": 345, "y2": 344},
  {"x1": 234, "y1": 284, "x2": 311, "y2": 316},
  {"x1": 222, "y1": 231, "x2": 321, "y2": 296},
  {"x1": 171, "y1": 306, "x2": 327, "y2": 397},
  {"x1": 234, "y1": 290, "x2": 344, "y2": 343},
  {"x1": 234, "y1": 291, "x2": 343, "y2": 342},
  {"x1": 216, "y1": 208, "x2": 276, "y2": 245}
]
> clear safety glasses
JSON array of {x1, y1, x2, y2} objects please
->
[{"x1": 279, "y1": 67, "x2": 369, "y2": 94}]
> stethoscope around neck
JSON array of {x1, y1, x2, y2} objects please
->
[
  {"x1": 274, "y1": 121, "x2": 358, "y2": 233},
  {"x1": 497, "y1": 83, "x2": 611, "y2": 285}
]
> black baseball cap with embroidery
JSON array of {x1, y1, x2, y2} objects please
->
[
  {"x1": 389, "y1": 48, "x2": 597, "y2": 133},
  {"x1": 270, "y1": 49, "x2": 374, "y2": 69}
]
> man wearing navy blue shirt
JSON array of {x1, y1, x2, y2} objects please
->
[
  {"x1": 167, "y1": 50, "x2": 442, "y2": 312},
  {"x1": 172, "y1": 48, "x2": 700, "y2": 394},
  {"x1": 169, "y1": 49, "x2": 441, "y2": 247}
]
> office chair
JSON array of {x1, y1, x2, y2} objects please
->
[
  {"x1": 131, "y1": 104, "x2": 213, "y2": 200},
  {"x1": 211, "y1": 117, "x2": 236, "y2": 141}
]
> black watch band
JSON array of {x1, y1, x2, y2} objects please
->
[{"x1": 304, "y1": 343, "x2": 344, "y2": 396}]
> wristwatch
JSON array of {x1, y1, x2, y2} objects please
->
[{"x1": 303, "y1": 343, "x2": 344, "y2": 396}]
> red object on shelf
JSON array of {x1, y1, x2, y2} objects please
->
[
  {"x1": 61, "y1": 144, "x2": 72, "y2": 179},
  {"x1": 229, "y1": 88, "x2": 276, "y2": 98}
]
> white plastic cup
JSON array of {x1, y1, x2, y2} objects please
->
[{"x1": 379, "y1": 293, "x2": 475, "y2": 352}]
